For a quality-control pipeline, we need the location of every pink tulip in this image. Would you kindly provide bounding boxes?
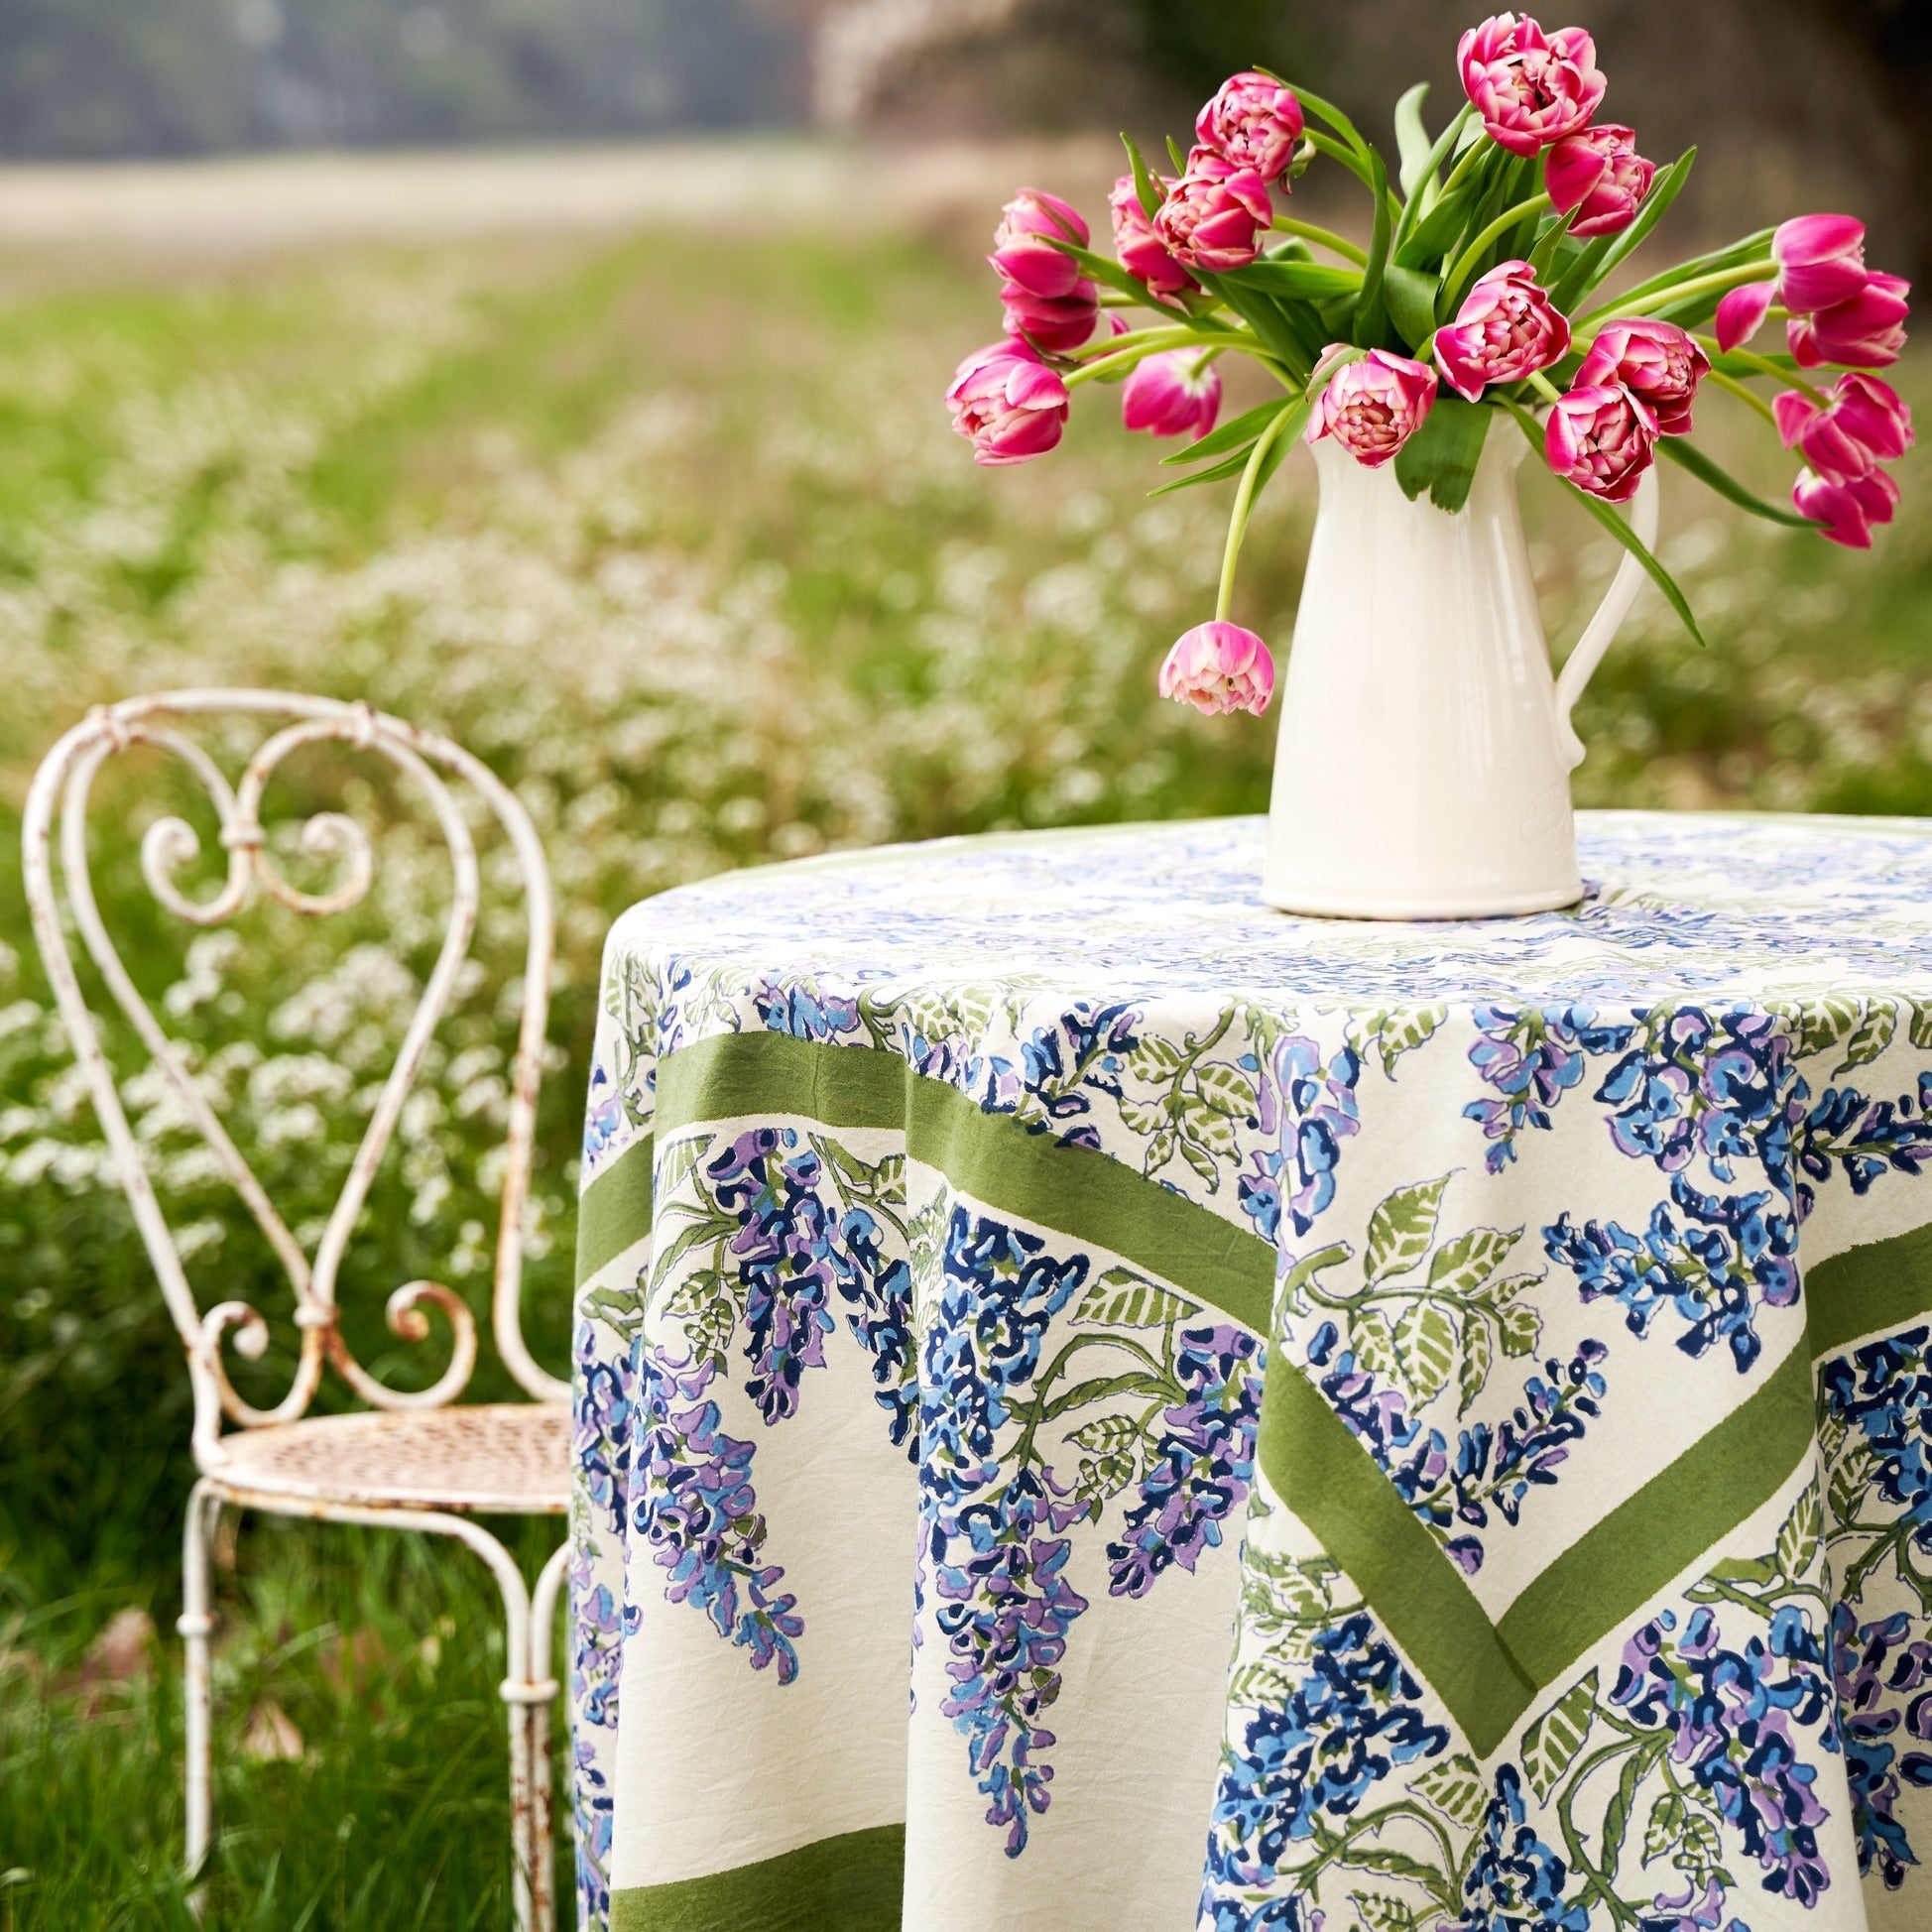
[1157,621,1275,717]
[1573,319,1710,435]
[989,188,1089,299]
[1195,71,1305,185]
[1309,347,1438,467]
[1771,214,1872,313]
[1544,383,1658,501]
[1152,152,1274,274]
[1714,281,1773,353]
[1792,463,1899,548]
[1433,260,1571,402]
[1458,14,1607,158]
[1788,273,1911,370]
[945,340,1070,467]
[1121,351,1223,440]
[1544,124,1653,237]
[1771,373,1913,485]
[1109,174,1196,298]
[1000,279,1100,353]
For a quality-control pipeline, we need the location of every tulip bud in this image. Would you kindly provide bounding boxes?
[1152,151,1274,274]
[1157,621,1275,717]
[1771,374,1913,485]
[1793,464,1899,548]
[1109,175,1196,298]
[1544,125,1653,238]
[1433,260,1572,402]
[989,187,1097,352]
[1195,71,1305,186]
[1573,320,1709,436]
[1121,351,1223,440]
[1458,15,1607,157]
[944,340,1070,467]
[1544,383,1658,502]
[1309,347,1439,467]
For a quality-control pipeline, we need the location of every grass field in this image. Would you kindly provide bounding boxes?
[0,145,1926,1926]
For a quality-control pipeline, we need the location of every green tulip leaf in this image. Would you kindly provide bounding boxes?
[1393,396,1491,513]
[1383,265,1441,352]
[1393,82,1435,199]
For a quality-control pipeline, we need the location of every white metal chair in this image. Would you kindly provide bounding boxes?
[22,691,572,1931]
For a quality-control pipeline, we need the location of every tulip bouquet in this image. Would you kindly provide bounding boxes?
[945,14,1914,719]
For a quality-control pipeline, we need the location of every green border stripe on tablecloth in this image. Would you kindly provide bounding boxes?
[577,1136,657,1284]
[643,1030,1278,1335]
[611,1823,905,1932]
[1261,1359,1533,1755]
[1496,1338,1815,1686]
[1806,1220,1932,1360]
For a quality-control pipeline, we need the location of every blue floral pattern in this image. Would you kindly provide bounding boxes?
[569,811,1932,1932]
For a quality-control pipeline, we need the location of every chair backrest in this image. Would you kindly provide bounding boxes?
[22,690,568,1460]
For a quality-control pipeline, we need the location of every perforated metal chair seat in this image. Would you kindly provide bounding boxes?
[208,1401,570,1513]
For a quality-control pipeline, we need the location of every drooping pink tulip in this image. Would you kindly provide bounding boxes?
[1309,347,1438,467]
[1195,71,1305,185]
[1152,151,1274,273]
[1157,621,1275,716]
[989,188,1089,298]
[1433,260,1571,401]
[945,340,1070,467]
[1771,214,1872,313]
[1715,281,1774,353]
[1771,373,1914,484]
[1792,464,1899,548]
[1788,273,1911,370]
[1109,174,1196,298]
[1000,279,1100,353]
[1544,383,1658,501]
[988,187,1098,352]
[1458,15,1607,158]
[1121,351,1223,440]
[1544,124,1653,237]
[1573,319,1710,435]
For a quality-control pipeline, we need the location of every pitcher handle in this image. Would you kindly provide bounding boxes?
[1552,465,1661,771]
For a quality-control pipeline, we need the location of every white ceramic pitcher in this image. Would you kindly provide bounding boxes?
[1263,429,1659,919]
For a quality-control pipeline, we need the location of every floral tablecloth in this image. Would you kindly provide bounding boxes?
[569,810,1932,1932]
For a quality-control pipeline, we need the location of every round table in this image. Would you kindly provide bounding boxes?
[567,811,1932,1932]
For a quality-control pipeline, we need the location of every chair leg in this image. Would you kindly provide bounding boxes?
[179,1481,222,1909]
[505,1540,570,1932]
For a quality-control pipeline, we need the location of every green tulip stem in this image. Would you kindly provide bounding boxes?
[1268,216,1370,266]
[1694,338,1830,408]
[1214,397,1303,624]
[1577,259,1772,326]
[1704,366,1778,426]
[1526,370,1565,407]
[1441,193,1553,314]
[1063,328,1230,387]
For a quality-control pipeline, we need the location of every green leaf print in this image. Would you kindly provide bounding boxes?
[1775,1483,1822,1583]
[1427,1226,1521,1296]
[1366,1174,1451,1283]
[1393,1300,1460,1404]
[1071,1266,1201,1329]
[1521,1669,1599,1801]
[1411,1752,1491,1830]
[1833,999,1897,1077]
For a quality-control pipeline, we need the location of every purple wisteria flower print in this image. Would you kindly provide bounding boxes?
[1819,1324,1932,1606]
[1611,1600,1839,1906]
[1543,1173,1799,1374]
[1201,1610,1450,1899]
[1239,1031,1361,1241]
[1445,1763,1587,1932]
[919,1207,1092,1856]
[633,1341,803,1681]
[1306,1321,1609,1575]
[1833,1604,1932,1888]
[1464,1003,1636,1172]
[1110,1322,1262,1597]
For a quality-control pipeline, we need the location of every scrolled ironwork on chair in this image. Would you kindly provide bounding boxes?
[22,690,572,1931]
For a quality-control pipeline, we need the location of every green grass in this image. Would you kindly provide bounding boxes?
[0,201,1926,1927]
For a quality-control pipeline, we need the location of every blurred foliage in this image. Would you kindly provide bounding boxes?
[0,0,801,158]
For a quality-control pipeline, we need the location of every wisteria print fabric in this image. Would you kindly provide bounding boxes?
[569,811,1932,1932]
